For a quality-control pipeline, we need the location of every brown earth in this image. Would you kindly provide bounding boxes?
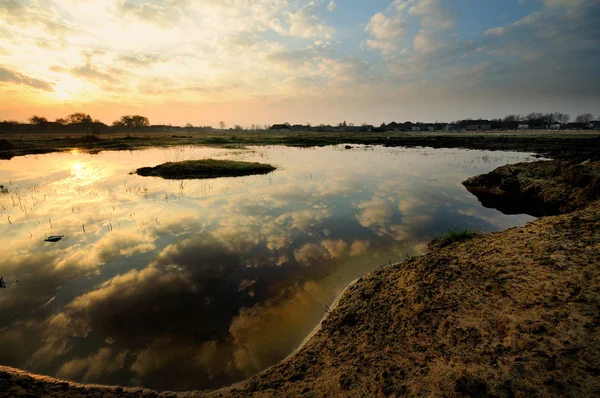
[463,160,600,217]
[2,159,600,397]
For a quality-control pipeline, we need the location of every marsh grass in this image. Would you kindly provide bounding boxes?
[1,130,600,160]
[133,159,276,180]
[439,228,482,245]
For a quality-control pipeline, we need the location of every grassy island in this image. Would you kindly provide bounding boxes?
[133,159,276,179]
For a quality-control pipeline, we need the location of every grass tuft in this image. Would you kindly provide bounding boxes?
[444,228,480,242]
[440,228,481,244]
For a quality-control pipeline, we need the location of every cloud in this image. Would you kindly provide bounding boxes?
[116,53,168,66]
[408,0,458,29]
[117,0,191,28]
[69,63,127,85]
[278,3,335,38]
[229,281,324,374]
[294,242,331,267]
[364,12,407,53]
[0,66,54,91]
[0,0,75,39]
[326,0,336,12]
[57,348,128,381]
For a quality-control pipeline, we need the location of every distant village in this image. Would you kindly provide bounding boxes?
[269,113,599,133]
[1,112,599,133]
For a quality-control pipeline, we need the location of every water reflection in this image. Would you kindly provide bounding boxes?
[0,145,535,390]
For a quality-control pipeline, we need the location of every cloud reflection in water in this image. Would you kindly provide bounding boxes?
[0,145,536,390]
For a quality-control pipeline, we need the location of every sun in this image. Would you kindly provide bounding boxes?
[53,79,84,102]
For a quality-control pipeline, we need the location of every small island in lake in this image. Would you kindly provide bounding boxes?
[133,159,276,180]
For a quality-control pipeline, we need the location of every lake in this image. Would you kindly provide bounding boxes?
[0,145,535,391]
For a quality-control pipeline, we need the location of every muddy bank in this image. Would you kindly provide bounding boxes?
[463,160,600,217]
[2,159,600,397]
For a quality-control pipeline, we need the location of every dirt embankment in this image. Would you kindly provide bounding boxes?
[463,160,600,217]
[2,160,600,397]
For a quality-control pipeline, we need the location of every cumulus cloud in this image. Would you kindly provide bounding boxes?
[364,12,407,53]
[279,3,335,38]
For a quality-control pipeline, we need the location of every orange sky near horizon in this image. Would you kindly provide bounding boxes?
[1,0,598,126]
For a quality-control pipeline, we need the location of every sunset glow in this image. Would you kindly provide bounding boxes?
[0,0,598,125]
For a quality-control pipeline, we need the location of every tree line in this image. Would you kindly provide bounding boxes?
[2,113,150,129]
[1,110,597,132]
[493,112,595,125]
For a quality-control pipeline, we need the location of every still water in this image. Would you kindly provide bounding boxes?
[0,145,534,390]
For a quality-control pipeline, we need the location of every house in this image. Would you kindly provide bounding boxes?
[385,122,401,132]
[527,118,545,129]
[549,122,562,130]
[411,123,429,131]
[566,122,588,130]
[461,120,492,131]
[270,124,290,131]
[290,124,308,131]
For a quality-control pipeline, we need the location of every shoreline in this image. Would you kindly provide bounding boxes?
[2,146,600,396]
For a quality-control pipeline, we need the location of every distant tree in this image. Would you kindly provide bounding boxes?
[553,112,570,126]
[29,116,48,125]
[67,113,93,124]
[233,124,243,131]
[112,115,150,128]
[219,121,226,130]
[559,113,570,125]
[543,113,557,125]
[525,112,544,121]
[185,123,194,128]
[575,113,594,124]
[503,114,522,122]
[55,118,68,125]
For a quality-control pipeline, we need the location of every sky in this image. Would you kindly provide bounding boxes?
[0,0,598,126]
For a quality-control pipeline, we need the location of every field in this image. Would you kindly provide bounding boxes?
[1,129,599,161]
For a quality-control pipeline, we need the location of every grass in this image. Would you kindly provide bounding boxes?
[439,228,482,245]
[133,159,276,180]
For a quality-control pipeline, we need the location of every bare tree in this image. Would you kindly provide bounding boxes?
[575,113,594,124]
[543,113,557,125]
[553,112,570,126]
[503,114,521,122]
[67,113,93,124]
[526,112,544,121]
[29,116,47,125]
[219,121,226,130]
